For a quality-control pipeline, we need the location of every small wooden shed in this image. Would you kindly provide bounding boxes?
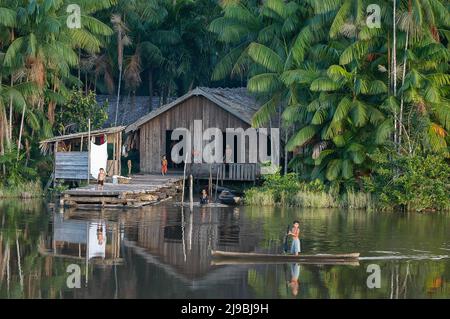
[125,87,271,181]
[40,126,125,180]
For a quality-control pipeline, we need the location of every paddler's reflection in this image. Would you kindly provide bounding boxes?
[288,263,300,296]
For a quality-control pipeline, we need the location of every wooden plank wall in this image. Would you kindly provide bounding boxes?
[189,163,260,181]
[139,96,251,173]
[55,152,89,179]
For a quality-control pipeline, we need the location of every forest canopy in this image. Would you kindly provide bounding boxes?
[0,0,449,209]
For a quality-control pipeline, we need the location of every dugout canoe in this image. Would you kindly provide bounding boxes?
[211,250,360,264]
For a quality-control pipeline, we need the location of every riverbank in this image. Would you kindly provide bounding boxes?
[244,188,375,210]
[0,181,43,199]
[242,168,450,212]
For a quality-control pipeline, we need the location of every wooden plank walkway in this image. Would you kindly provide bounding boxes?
[61,174,183,209]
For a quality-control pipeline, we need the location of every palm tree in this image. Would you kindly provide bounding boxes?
[111,14,131,126]
[0,0,115,182]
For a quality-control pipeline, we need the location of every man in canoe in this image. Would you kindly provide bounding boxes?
[288,220,301,255]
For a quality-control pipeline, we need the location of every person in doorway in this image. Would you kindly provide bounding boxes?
[127,159,132,176]
[97,168,106,190]
[161,155,168,176]
[288,220,301,255]
[200,189,209,205]
[224,144,233,163]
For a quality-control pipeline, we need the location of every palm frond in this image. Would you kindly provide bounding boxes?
[247,43,283,72]
[287,125,319,150]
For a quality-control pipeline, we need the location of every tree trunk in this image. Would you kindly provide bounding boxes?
[115,23,123,127]
[17,103,26,160]
[85,72,89,95]
[1,106,11,149]
[94,73,98,93]
[9,77,14,143]
[284,128,288,175]
[114,66,122,126]
[392,0,397,97]
[392,0,398,147]
[0,115,5,175]
[148,69,153,111]
[398,28,409,152]
[78,48,81,90]
[25,135,32,167]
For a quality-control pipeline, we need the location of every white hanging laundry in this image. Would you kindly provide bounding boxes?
[90,140,108,179]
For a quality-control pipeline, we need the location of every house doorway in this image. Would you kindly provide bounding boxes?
[165,130,184,171]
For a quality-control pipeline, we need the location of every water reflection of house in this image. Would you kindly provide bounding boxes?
[40,214,123,266]
[123,206,262,280]
[42,205,263,294]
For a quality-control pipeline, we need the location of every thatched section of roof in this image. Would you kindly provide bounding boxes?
[39,126,125,154]
[125,87,261,133]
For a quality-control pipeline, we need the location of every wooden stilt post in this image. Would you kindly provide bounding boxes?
[215,166,219,202]
[189,174,193,210]
[208,164,212,200]
[181,153,187,206]
[53,141,58,189]
[87,119,91,186]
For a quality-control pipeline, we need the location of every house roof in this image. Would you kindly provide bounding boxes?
[39,126,126,154]
[125,87,261,133]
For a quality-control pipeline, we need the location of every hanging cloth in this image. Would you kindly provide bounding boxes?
[90,140,108,178]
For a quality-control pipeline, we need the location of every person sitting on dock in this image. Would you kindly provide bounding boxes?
[288,220,301,255]
[161,155,168,176]
[200,189,209,205]
[97,168,106,190]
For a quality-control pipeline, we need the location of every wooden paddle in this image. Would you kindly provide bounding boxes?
[283,225,290,253]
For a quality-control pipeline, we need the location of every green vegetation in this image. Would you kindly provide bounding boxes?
[246,161,450,211]
[55,89,108,135]
[245,170,375,210]
[364,151,450,211]
[0,0,115,194]
[0,0,449,208]
[0,181,42,198]
[212,0,450,211]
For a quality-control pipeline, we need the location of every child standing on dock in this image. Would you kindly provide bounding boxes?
[288,220,301,255]
[97,168,106,190]
[161,155,168,176]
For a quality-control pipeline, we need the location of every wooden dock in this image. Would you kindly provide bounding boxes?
[60,174,183,209]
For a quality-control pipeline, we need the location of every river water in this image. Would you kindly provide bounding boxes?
[0,200,449,298]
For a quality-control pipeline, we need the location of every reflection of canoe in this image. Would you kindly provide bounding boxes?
[177,202,230,208]
[211,259,360,266]
[211,250,360,263]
